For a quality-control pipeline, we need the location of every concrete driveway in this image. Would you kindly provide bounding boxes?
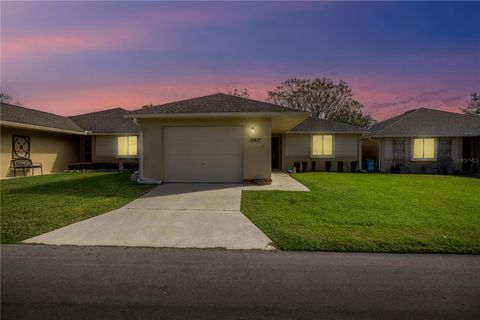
[24,173,307,250]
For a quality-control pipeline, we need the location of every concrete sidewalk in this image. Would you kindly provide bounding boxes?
[24,172,306,249]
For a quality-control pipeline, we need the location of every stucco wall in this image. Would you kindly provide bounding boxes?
[378,137,463,173]
[1,126,80,178]
[282,133,361,172]
[138,117,271,181]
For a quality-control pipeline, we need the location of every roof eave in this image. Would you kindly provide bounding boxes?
[367,133,480,138]
[287,130,366,134]
[0,120,86,135]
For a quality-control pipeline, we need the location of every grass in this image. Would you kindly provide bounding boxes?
[1,172,154,243]
[241,173,480,253]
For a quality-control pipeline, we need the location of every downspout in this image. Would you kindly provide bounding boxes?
[358,134,363,172]
[132,118,162,184]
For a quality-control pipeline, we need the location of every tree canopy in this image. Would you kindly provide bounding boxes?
[267,78,375,128]
[460,92,480,116]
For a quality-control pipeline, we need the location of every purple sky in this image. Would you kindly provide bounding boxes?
[2,1,479,120]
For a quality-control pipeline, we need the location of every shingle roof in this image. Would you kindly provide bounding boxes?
[70,108,138,133]
[128,93,300,115]
[290,117,365,133]
[369,108,480,137]
[0,103,84,133]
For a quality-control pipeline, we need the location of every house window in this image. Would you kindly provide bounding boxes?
[117,136,137,157]
[413,138,435,160]
[311,135,333,157]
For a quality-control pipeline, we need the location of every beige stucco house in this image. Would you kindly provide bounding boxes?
[364,108,480,174]
[0,94,367,181]
[2,95,478,180]
[0,103,139,178]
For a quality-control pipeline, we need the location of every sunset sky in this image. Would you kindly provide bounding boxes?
[1,1,479,120]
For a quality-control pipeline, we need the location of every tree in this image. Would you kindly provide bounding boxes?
[142,104,154,109]
[0,90,12,104]
[227,88,250,98]
[460,92,480,116]
[267,78,375,128]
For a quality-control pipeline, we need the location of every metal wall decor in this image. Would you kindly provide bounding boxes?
[12,135,30,158]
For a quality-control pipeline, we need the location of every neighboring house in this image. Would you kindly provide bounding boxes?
[2,96,479,180]
[366,108,480,174]
[0,103,83,178]
[0,104,139,178]
[69,108,139,164]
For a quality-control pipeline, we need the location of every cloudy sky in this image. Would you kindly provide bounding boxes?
[1,1,479,120]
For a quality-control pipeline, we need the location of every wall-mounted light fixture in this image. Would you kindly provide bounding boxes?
[250,126,255,133]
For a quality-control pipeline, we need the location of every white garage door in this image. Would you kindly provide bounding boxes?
[164,127,243,183]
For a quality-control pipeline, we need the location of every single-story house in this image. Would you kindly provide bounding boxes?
[2,95,479,180]
[0,103,83,178]
[364,108,480,174]
[124,93,366,183]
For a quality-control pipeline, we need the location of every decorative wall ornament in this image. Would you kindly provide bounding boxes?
[12,135,30,158]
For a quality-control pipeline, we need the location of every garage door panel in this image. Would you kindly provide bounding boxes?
[166,139,242,155]
[164,127,243,183]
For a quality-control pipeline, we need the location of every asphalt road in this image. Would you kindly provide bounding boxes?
[2,244,479,320]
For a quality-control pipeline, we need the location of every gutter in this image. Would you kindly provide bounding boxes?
[0,120,86,135]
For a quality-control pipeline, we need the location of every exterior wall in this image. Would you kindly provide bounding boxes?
[91,135,139,164]
[1,126,80,178]
[377,137,463,173]
[281,133,361,172]
[139,117,271,181]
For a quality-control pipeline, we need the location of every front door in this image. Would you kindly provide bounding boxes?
[271,136,281,170]
[84,136,92,162]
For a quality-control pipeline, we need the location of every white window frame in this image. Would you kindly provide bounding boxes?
[310,134,334,158]
[411,138,437,161]
[117,135,138,158]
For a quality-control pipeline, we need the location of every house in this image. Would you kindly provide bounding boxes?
[122,93,368,183]
[365,108,480,174]
[2,95,478,180]
[0,103,84,178]
[0,104,139,177]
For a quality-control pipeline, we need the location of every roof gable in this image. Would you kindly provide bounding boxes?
[128,93,300,116]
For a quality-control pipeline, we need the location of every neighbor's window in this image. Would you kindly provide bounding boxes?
[311,135,333,157]
[413,138,435,160]
[117,136,138,157]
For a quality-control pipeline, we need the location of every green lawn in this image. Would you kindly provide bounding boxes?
[241,173,480,253]
[1,172,154,243]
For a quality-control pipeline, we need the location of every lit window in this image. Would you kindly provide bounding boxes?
[312,135,333,157]
[117,136,138,157]
[413,138,435,160]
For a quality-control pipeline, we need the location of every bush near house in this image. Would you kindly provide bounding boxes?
[241,173,480,253]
